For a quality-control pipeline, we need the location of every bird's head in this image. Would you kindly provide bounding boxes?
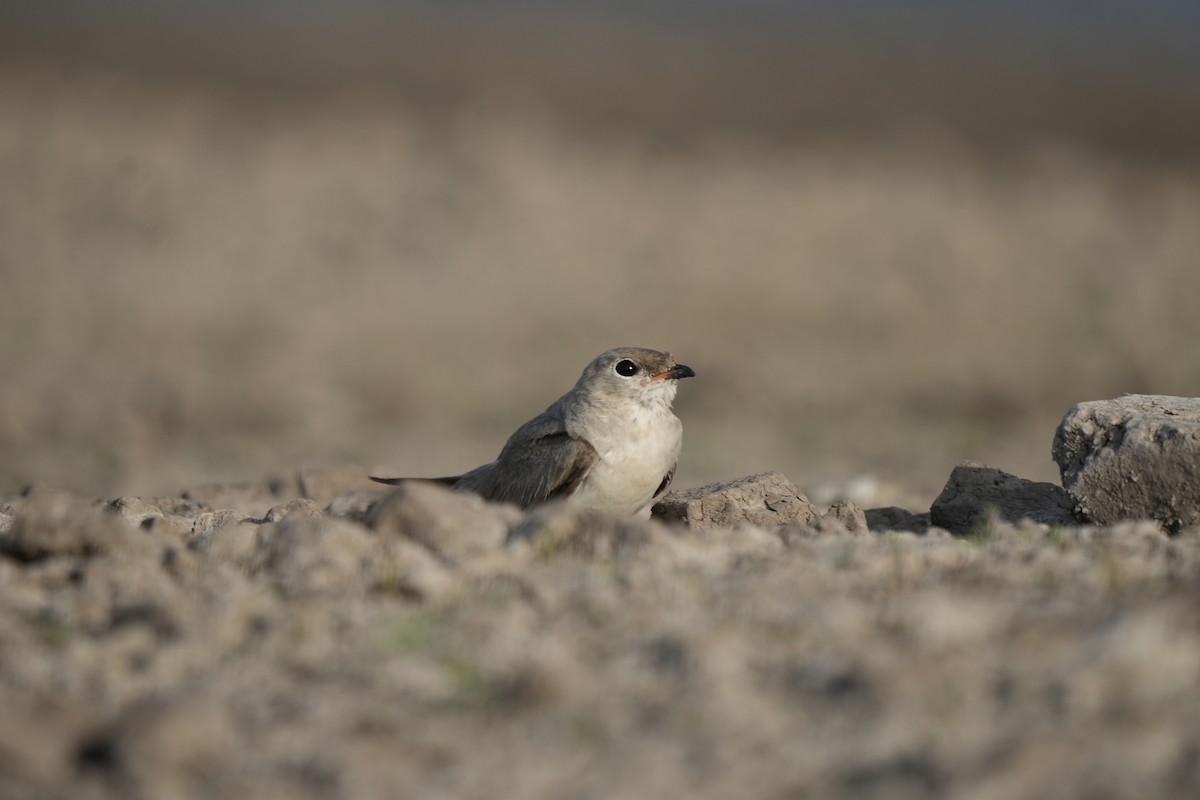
[576,347,696,409]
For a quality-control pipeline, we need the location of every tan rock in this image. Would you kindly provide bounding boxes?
[652,471,820,530]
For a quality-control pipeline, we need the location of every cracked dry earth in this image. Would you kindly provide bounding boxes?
[2,469,1199,800]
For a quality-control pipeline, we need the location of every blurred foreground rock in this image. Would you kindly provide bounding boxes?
[2,489,157,562]
[930,462,1077,535]
[508,501,664,558]
[367,481,521,562]
[652,471,820,529]
[3,467,1200,800]
[1054,395,1200,532]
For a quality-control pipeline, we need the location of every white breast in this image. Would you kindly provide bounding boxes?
[569,399,682,517]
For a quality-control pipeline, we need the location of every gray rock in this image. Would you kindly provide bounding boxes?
[1053,395,1200,532]
[367,481,519,563]
[651,471,820,530]
[930,462,1077,535]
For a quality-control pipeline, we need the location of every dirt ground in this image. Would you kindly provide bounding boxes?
[2,13,1200,799]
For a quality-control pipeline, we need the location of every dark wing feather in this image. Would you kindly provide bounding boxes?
[653,465,676,500]
[457,412,598,508]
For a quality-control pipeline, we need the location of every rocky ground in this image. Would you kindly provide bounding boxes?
[3,417,1200,800]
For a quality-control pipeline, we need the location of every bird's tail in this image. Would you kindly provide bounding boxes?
[369,475,461,487]
[369,475,405,486]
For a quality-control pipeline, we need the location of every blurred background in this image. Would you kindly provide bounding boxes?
[2,2,1199,506]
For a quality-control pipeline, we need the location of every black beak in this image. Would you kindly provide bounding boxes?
[669,364,696,380]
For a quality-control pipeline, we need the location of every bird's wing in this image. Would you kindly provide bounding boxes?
[459,412,599,508]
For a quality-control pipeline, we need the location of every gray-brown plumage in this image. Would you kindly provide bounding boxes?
[371,347,695,515]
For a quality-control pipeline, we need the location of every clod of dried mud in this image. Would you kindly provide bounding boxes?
[1,468,1199,800]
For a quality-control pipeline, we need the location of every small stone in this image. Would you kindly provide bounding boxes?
[930,462,1076,535]
[1053,395,1200,532]
[651,472,820,530]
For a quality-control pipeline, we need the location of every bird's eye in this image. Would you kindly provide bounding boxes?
[615,359,639,377]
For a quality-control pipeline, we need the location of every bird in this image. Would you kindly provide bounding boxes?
[370,347,695,516]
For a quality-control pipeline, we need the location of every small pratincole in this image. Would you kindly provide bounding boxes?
[371,347,695,516]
